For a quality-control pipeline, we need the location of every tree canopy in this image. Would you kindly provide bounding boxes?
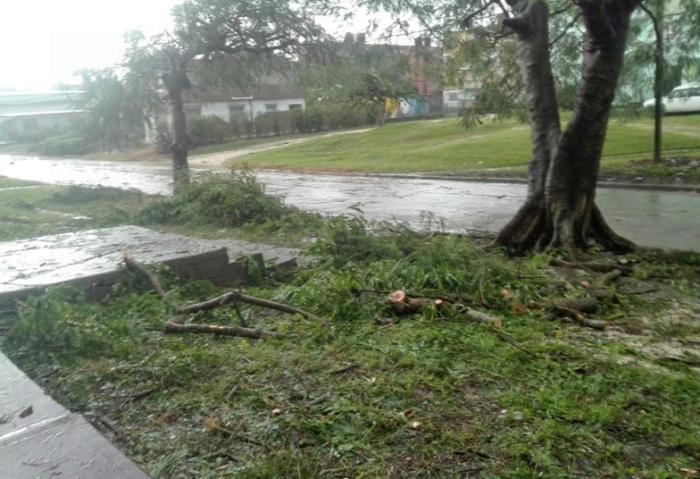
[125,0,329,189]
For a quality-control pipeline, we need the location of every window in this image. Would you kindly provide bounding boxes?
[184,106,202,119]
[448,92,459,101]
[463,89,478,101]
[288,104,303,110]
[671,88,691,99]
[22,118,38,132]
[229,104,246,121]
[265,103,278,112]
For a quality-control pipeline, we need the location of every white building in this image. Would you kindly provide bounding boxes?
[0,91,86,142]
[182,85,305,123]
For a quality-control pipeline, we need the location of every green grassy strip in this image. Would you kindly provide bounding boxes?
[236,115,700,174]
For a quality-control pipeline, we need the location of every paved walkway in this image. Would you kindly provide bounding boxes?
[0,225,299,307]
[0,352,150,478]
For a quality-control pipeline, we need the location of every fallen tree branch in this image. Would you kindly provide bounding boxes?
[547,297,607,330]
[353,287,467,304]
[123,253,167,300]
[330,363,359,375]
[387,290,501,326]
[165,321,279,339]
[386,290,534,354]
[597,268,623,286]
[550,297,599,314]
[454,304,503,328]
[552,258,631,274]
[178,290,321,321]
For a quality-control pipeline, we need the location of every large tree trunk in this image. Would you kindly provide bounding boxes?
[496,0,639,256]
[162,50,192,192]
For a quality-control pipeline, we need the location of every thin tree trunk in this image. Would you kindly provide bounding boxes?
[162,49,192,192]
[497,0,561,251]
[496,0,640,255]
[168,85,190,188]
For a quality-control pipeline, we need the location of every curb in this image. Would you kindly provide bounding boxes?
[256,169,700,193]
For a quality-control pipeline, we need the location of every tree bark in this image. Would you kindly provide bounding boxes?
[162,49,192,192]
[496,0,639,256]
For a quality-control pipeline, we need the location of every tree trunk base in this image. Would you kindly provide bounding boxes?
[496,200,634,256]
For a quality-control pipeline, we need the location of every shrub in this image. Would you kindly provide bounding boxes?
[139,171,289,227]
[291,106,324,133]
[5,287,110,360]
[187,115,230,147]
[35,134,88,156]
[291,103,376,133]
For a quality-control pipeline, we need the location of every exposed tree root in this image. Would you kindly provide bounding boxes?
[589,204,636,253]
[496,201,635,257]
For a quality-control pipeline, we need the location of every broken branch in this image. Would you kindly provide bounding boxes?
[164,321,279,339]
[178,290,321,321]
[547,297,607,330]
[123,253,167,300]
[552,258,631,274]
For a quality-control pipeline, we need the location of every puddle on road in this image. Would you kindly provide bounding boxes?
[1,154,698,252]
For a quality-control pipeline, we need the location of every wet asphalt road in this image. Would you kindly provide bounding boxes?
[1,154,698,252]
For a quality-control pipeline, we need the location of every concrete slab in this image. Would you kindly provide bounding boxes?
[0,353,149,478]
[0,226,299,307]
[0,227,301,477]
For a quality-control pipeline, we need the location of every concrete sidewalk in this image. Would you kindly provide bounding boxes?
[0,352,150,478]
[0,225,299,307]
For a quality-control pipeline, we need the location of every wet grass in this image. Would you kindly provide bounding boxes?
[2,223,699,478]
[1,174,699,477]
[237,115,700,178]
[0,176,37,188]
[0,175,322,247]
[602,157,700,183]
[0,179,152,242]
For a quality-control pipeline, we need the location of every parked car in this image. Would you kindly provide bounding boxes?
[643,84,700,114]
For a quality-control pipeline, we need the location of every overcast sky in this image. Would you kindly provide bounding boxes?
[0,0,400,92]
[0,0,187,91]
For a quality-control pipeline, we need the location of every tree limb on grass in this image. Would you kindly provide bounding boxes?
[165,321,279,339]
[547,297,607,330]
[123,253,167,300]
[552,258,631,274]
[387,290,534,355]
[178,290,321,321]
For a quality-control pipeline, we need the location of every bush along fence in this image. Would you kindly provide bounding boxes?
[155,103,383,152]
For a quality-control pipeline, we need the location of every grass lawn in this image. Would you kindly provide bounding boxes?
[0,181,151,242]
[0,175,321,246]
[1,175,699,477]
[0,177,36,188]
[3,216,700,478]
[236,115,700,177]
